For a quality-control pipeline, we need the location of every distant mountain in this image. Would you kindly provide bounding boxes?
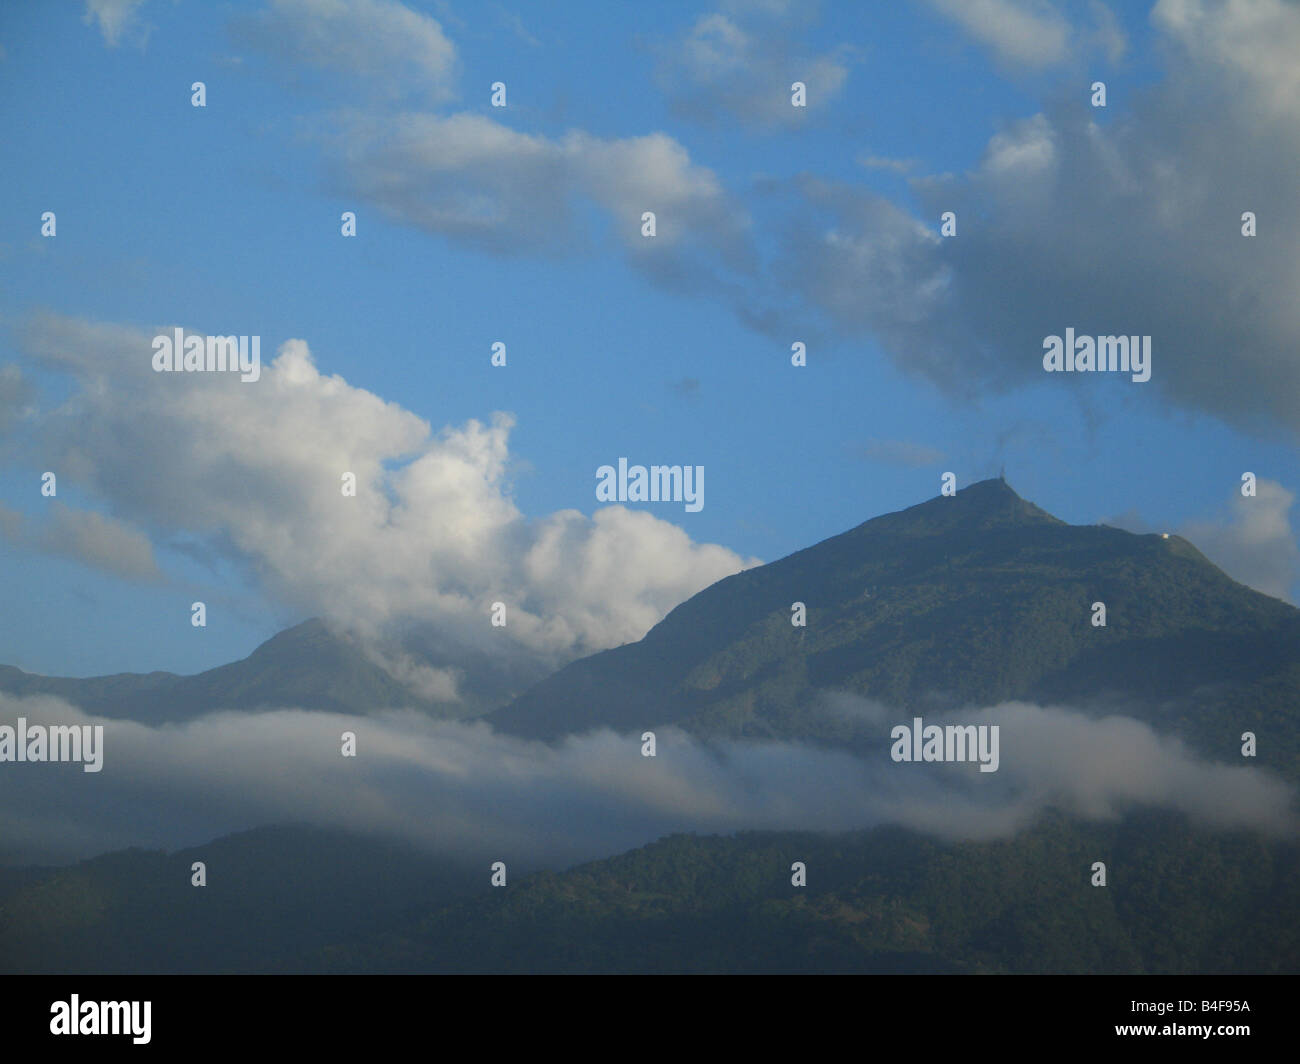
[491,478,1300,781]
[0,619,439,724]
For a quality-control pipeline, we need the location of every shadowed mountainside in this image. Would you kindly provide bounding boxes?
[490,479,1300,782]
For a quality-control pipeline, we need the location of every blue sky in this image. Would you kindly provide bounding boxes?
[0,0,1297,678]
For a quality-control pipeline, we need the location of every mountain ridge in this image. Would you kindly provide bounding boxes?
[3,478,1299,974]
[489,478,1300,783]
[0,618,439,724]
[2,478,1295,780]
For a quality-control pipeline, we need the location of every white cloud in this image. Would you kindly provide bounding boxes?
[923,0,1126,70]
[981,111,1057,178]
[14,315,758,678]
[783,1,1300,434]
[1180,478,1300,603]
[1153,0,1300,117]
[318,111,755,289]
[237,0,459,102]
[0,693,1291,867]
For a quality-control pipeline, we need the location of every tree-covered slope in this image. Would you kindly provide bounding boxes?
[5,813,1294,974]
[305,812,1300,974]
[491,479,1300,781]
[0,825,480,973]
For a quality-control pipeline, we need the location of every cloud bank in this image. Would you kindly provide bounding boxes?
[1,692,1291,867]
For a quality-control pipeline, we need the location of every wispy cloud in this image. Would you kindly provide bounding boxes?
[314,111,758,298]
[1,693,1291,867]
[0,502,163,583]
[232,0,459,103]
[83,0,152,49]
[922,0,1094,71]
[653,3,852,129]
[852,438,945,468]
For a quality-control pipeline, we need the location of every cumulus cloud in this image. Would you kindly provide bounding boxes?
[224,1,751,292]
[654,5,852,129]
[234,0,459,103]
[0,693,1291,867]
[784,0,1300,435]
[1154,0,1300,117]
[11,314,757,687]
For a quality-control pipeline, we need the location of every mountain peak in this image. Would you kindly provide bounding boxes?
[493,475,1298,749]
[962,475,1018,498]
[867,475,1061,537]
[953,475,1048,516]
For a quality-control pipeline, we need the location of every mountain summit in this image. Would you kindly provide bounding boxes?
[863,476,1060,532]
[490,479,1299,780]
[0,618,426,724]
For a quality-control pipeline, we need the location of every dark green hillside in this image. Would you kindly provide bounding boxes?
[306,812,1299,974]
[491,479,1300,781]
[5,813,1294,974]
[0,825,480,973]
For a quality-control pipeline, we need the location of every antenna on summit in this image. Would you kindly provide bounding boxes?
[999,465,1006,482]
